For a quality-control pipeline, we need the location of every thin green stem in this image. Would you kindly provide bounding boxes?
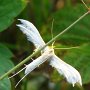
[54,46,79,50]
[81,0,89,10]
[0,11,89,80]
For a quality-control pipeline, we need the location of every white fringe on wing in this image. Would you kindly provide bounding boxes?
[17,19,46,50]
[50,54,82,87]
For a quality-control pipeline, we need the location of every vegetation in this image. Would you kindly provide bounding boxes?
[0,0,90,90]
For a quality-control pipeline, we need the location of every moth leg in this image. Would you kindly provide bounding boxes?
[15,72,29,88]
[8,66,26,79]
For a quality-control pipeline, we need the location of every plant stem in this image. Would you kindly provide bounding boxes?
[0,11,89,80]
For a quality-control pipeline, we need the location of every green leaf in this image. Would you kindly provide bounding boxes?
[48,4,90,45]
[0,43,14,90]
[0,57,14,73]
[0,43,13,58]
[64,44,90,84]
[0,0,27,32]
[30,0,52,28]
[0,77,11,90]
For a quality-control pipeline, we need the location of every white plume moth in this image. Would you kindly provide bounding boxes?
[9,19,82,88]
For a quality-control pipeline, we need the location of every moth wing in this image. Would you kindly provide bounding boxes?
[17,19,45,49]
[25,50,52,75]
[49,55,82,87]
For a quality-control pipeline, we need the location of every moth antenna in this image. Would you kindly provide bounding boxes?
[15,73,28,88]
[81,0,89,10]
[51,18,54,40]
[8,67,26,79]
[54,46,79,50]
[50,18,55,49]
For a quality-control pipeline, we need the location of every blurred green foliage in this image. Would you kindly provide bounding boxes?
[0,0,90,90]
[0,43,14,90]
[64,44,90,84]
[51,5,90,45]
[0,0,27,32]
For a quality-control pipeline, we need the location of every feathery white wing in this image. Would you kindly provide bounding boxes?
[25,48,53,75]
[50,54,82,87]
[15,48,53,87]
[17,19,45,49]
